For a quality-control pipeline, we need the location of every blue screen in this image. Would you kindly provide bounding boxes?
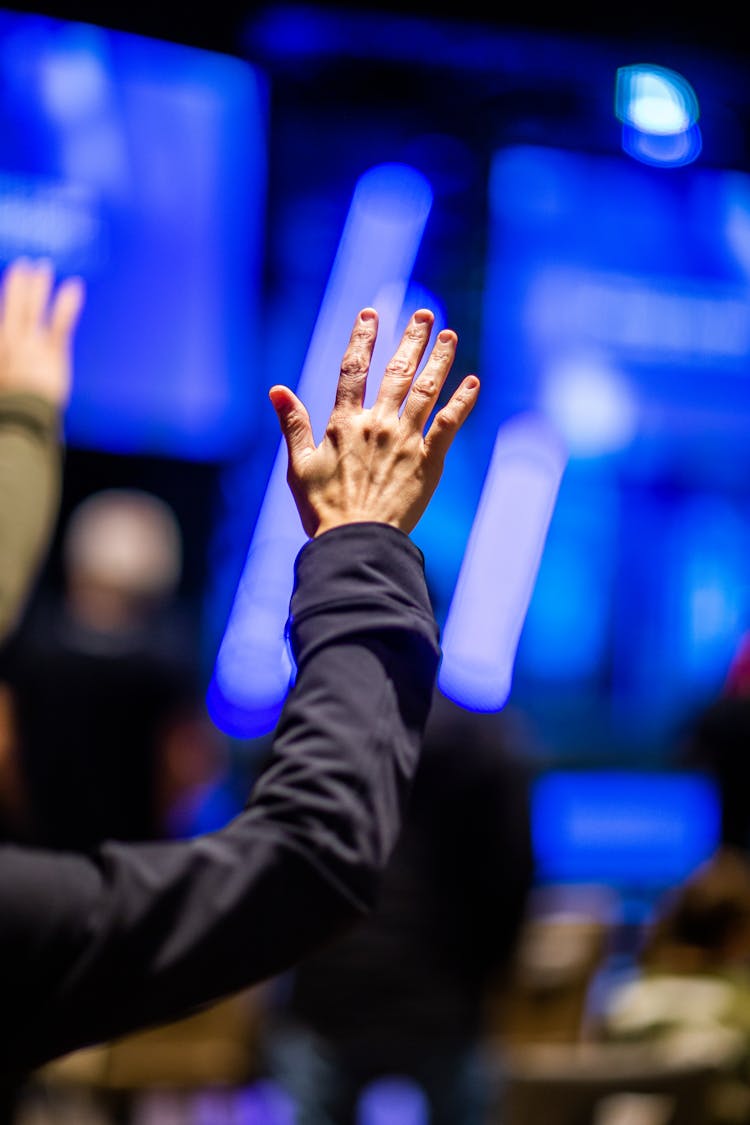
[532,770,721,890]
[0,10,267,460]
[482,143,750,746]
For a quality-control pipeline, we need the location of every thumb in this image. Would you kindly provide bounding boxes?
[268,385,315,469]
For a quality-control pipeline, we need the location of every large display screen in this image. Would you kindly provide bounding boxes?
[0,9,267,460]
[483,144,750,746]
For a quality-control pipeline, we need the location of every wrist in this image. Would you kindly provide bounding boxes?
[313,517,403,538]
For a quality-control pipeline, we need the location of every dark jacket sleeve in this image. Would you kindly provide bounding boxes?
[0,393,62,643]
[0,522,439,1077]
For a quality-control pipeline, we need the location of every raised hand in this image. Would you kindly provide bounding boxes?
[0,258,85,409]
[269,307,480,538]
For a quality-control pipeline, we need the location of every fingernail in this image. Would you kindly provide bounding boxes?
[360,308,376,322]
[438,330,455,343]
[465,375,479,389]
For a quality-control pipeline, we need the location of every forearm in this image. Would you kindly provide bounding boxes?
[0,523,440,1074]
[0,394,62,642]
[249,522,440,908]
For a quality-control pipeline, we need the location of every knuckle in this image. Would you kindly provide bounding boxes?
[411,374,437,398]
[373,416,398,444]
[384,354,412,380]
[406,319,430,342]
[433,407,455,431]
[340,351,369,381]
[325,419,343,446]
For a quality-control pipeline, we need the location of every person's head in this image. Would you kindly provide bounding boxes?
[62,489,183,633]
[642,846,750,972]
[679,695,750,849]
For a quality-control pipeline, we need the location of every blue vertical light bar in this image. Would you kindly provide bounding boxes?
[439,411,567,711]
[208,163,433,736]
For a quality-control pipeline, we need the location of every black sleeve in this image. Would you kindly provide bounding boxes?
[0,522,439,1077]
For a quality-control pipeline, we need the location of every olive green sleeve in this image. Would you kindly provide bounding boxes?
[0,393,62,643]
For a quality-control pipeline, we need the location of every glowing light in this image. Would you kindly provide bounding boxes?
[357,1077,429,1125]
[615,65,702,168]
[671,494,750,684]
[439,411,567,711]
[208,163,433,737]
[615,64,699,135]
[533,771,721,887]
[540,353,637,457]
[621,122,703,168]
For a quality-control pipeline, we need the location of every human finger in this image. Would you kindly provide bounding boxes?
[373,309,434,412]
[49,276,85,347]
[423,375,481,466]
[24,259,54,330]
[332,308,378,413]
[0,258,33,330]
[399,327,457,433]
[269,384,316,472]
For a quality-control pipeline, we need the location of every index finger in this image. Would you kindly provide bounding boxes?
[332,308,379,413]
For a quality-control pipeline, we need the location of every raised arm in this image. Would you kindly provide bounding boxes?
[0,259,84,641]
[0,306,478,1075]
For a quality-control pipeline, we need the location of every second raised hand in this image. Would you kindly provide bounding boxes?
[268,307,480,539]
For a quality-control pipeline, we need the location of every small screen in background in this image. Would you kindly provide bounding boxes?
[532,769,721,890]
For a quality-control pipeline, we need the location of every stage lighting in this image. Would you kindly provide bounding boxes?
[208,162,433,737]
[615,64,702,168]
[438,411,567,712]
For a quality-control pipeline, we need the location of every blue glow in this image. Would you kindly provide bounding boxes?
[622,122,703,168]
[481,143,750,742]
[524,266,749,360]
[439,411,567,711]
[540,352,637,457]
[357,1078,429,1125]
[615,65,700,135]
[0,10,266,460]
[519,479,615,682]
[533,771,721,888]
[669,494,750,687]
[208,163,433,737]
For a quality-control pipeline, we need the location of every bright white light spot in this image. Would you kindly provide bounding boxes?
[615,64,699,135]
[540,355,637,457]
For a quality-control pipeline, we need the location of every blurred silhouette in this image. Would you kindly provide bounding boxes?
[596,845,750,1125]
[640,845,750,975]
[0,487,230,850]
[679,694,750,856]
[0,258,83,647]
[261,687,537,1125]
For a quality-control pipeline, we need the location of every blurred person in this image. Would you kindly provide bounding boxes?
[262,687,537,1125]
[595,682,750,1123]
[672,630,750,855]
[0,257,83,643]
[0,485,228,850]
[0,256,481,1110]
[639,844,750,975]
[679,694,750,855]
[598,846,750,1123]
